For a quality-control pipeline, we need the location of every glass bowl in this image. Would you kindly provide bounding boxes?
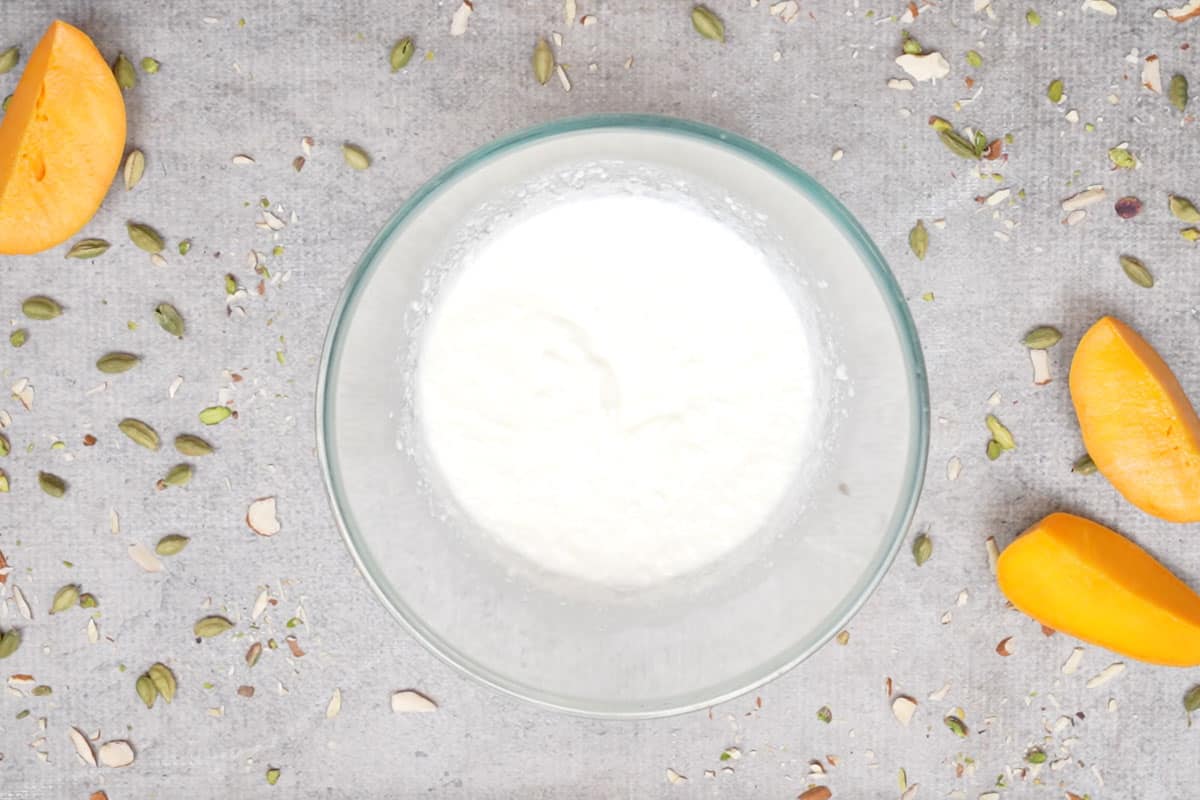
[317,115,929,718]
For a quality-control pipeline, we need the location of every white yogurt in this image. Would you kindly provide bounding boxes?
[415,193,820,587]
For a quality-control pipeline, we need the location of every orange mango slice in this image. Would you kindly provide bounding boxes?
[0,20,125,254]
[1069,315,1200,522]
[997,512,1200,666]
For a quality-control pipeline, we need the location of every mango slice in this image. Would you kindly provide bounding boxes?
[0,20,125,254]
[1069,315,1200,522]
[997,512,1200,666]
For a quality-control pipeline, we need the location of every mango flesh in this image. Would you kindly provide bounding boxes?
[997,512,1200,666]
[0,20,125,254]
[1069,315,1200,522]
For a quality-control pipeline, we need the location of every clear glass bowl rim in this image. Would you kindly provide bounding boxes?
[316,113,931,719]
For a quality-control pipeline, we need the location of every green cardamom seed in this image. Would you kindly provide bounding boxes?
[0,433,8,457]
[113,52,136,90]
[985,414,1016,451]
[266,767,281,786]
[1185,684,1200,713]
[38,471,66,498]
[1047,78,1064,104]
[96,352,141,374]
[1,94,10,112]
[162,463,193,488]
[141,56,160,74]
[0,469,8,492]
[691,5,725,42]
[154,303,185,338]
[79,593,97,609]
[1026,9,1041,25]
[816,705,832,723]
[118,418,161,451]
[0,629,21,659]
[224,274,237,294]
[194,615,235,638]
[944,715,968,737]
[901,30,923,56]
[1119,254,1153,288]
[1170,73,1189,112]
[1183,227,1200,242]
[986,439,1002,461]
[1108,147,1136,169]
[908,220,928,261]
[136,673,157,708]
[390,37,414,71]
[9,329,26,348]
[123,149,145,191]
[1072,454,1097,476]
[938,129,980,160]
[199,406,233,426]
[533,38,553,85]
[50,584,80,614]
[342,143,370,171]
[126,221,165,253]
[1022,326,1062,349]
[66,238,111,259]
[912,533,932,566]
[966,50,983,68]
[1025,748,1047,764]
[178,239,192,256]
[0,46,18,75]
[148,662,176,703]
[1169,194,1200,223]
[22,296,63,320]
[155,534,190,556]
[174,434,213,456]
[31,685,51,696]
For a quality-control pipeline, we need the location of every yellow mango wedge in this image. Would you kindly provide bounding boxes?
[1069,316,1200,522]
[997,512,1200,666]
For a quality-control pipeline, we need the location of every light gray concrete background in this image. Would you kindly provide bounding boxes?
[2,0,1199,797]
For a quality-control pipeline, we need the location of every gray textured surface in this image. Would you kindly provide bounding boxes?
[2,1,1199,797]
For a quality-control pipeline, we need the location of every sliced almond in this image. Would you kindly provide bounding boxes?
[326,688,342,719]
[1142,54,1163,93]
[1030,348,1052,385]
[1085,662,1125,688]
[449,0,473,35]
[391,689,437,713]
[797,788,832,800]
[246,497,281,536]
[1061,647,1085,675]
[891,695,918,726]
[128,543,163,573]
[666,768,688,785]
[68,726,97,766]
[895,52,950,82]
[1060,185,1106,212]
[12,586,31,620]
[98,740,135,768]
[995,636,1014,656]
[985,537,999,573]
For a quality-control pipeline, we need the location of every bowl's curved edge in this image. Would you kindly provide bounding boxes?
[315,113,931,719]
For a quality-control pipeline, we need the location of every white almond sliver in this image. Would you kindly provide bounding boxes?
[666,768,688,784]
[327,688,342,719]
[891,695,918,726]
[895,52,951,82]
[1061,185,1107,211]
[450,0,473,36]
[12,586,31,620]
[67,726,96,766]
[1062,647,1085,675]
[1030,348,1052,385]
[98,740,135,768]
[1142,55,1163,93]
[247,497,281,536]
[391,689,437,713]
[1086,662,1125,688]
[128,543,163,573]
